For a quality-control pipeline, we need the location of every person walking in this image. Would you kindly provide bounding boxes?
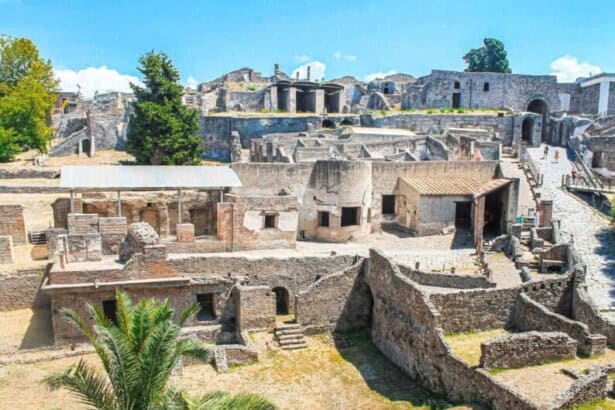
[543,145,549,159]
[553,150,560,163]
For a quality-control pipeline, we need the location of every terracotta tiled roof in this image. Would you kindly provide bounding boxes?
[400,176,510,196]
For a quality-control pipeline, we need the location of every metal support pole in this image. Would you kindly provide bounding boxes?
[117,191,122,217]
[178,189,182,224]
[220,189,224,202]
[70,190,74,213]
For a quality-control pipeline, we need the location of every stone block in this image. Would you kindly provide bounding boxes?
[99,217,128,236]
[86,233,102,261]
[236,285,275,331]
[46,228,68,257]
[144,244,166,262]
[0,235,14,264]
[67,213,99,235]
[102,234,124,255]
[66,234,87,263]
[176,223,195,242]
[0,204,26,244]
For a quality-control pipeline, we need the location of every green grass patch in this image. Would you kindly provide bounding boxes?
[572,398,615,410]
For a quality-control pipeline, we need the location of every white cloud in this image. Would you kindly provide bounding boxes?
[293,54,311,63]
[364,70,397,82]
[333,51,357,62]
[54,66,142,99]
[550,55,601,82]
[185,76,199,89]
[291,61,326,81]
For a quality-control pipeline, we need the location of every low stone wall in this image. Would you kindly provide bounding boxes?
[0,167,60,179]
[295,259,371,334]
[0,266,49,310]
[514,293,606,356]
[552,367,609,409]
[573,285,615,345]
[430,276,573,334]
[479,331,577,369]
[398,264,495,289]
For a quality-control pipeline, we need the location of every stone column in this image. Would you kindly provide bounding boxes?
[287,87,296,113]
[314,89,324,114]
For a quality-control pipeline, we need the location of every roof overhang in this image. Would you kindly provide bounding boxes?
[60,165,242,192]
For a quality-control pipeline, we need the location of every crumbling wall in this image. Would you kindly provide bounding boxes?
[295,259,371,334]
[0,236,14,264]
[479,331,577,369]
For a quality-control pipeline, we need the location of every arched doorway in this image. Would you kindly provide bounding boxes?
[527,99,548,140]
[272,287,289,315]
[340,119,353,126]
[321,119,335,129]
[521,117,534,142]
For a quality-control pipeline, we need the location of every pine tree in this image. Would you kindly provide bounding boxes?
[463,38,512,73]
[127,52,202,165]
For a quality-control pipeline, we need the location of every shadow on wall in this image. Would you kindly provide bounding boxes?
[332,330,457,408]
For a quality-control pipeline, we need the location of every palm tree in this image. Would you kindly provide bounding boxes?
[46,291,275,410]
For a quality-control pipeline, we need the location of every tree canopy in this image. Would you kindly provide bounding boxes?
[463,38,512,74]
[46,291,275,410]
[127,52,202,165]
[0,36,57,162]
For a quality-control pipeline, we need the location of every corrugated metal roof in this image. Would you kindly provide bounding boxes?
[401,176,510,196]
[60,165,242,191]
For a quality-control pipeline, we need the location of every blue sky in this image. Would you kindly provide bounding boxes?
[2,0,614,97]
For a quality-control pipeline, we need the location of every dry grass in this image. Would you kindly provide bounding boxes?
[445,329,615,408]
[444,329,510,366]
[0,331,476,410]
[0,309,54,354]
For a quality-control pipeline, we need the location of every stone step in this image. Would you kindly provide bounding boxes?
[280,341,307,350]
[279,337,305,346]
[275,327,303,336]
[278,334,304,342]
[276,323,302,330]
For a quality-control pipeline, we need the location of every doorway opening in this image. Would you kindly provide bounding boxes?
[455,201,472,229]
[452,92,461,108]
[273,287,289,315]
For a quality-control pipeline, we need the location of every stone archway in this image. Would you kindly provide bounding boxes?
[527,99,548,140]
[321,119,336,129]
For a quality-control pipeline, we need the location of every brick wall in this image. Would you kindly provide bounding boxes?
[67,213,99,234]
[99,217,127,255]
[235,285,275,331]
[0,204,26,244]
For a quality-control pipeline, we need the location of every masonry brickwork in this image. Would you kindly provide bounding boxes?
[0,205,26,244]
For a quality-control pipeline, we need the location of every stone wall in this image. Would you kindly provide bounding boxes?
[99,217,127,255]
[403,70,560,113]
[201,115,321,161]
[217,194,298,251]
[398,264,495,289]
[295,259,371,334]
[0,236,14,264]
[513,293,606,356]
[0,205,26,244]
[430,276,573,334]
[366,249,536,409]
[235,285,275,331]
[572,285,615,345]
[0,266,48,311]
[479,331,577,369]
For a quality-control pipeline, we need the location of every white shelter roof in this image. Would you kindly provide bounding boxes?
[60,165,242,191]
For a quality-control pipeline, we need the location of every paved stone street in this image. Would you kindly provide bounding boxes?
[529,145,615,321]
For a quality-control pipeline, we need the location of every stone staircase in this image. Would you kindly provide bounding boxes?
[274,323,307,350]
[28,230,47,245]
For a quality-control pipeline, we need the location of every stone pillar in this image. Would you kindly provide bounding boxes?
[473,196,485,250]
[176,223,195,242]
[539,200,553,227]
[269,85,278,111]
[287,87,296,113]
[314,89,324,114]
